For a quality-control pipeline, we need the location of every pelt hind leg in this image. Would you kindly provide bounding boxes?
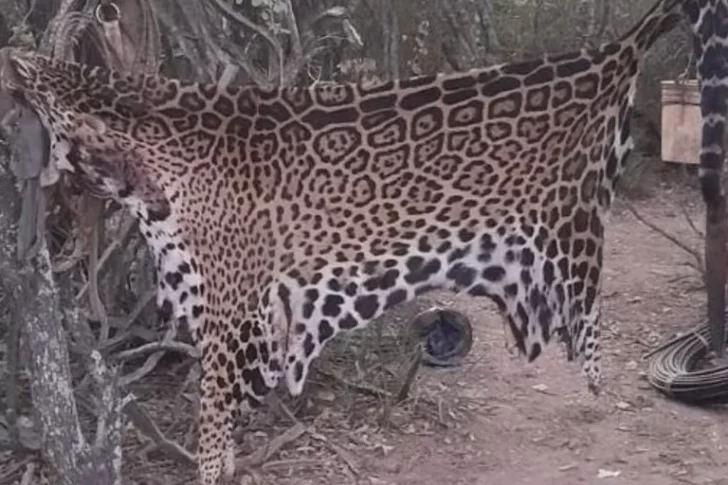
[196,363,237,484]
[578,305,602,395]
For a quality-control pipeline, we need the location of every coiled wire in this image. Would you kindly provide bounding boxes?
[647,316,728,404]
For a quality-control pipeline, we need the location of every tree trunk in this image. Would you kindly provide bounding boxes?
[0,113,123,485]
[0,2,127,483]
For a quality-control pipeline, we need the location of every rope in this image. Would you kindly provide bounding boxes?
[646,310,728,404]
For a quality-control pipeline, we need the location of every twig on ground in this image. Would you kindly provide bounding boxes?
[123,400,196,465]
[119,325,184,386]
[641,325,704,360]
[261,458,324,470]
[395,352,422,404]
[623,200,704,276]
[315,367,393,399]
[0,458,32,483]
[160,363,200,438]
[237,422,307,468]
[264,392,301,425]
[679,203,704,239]
[307,432,360,476]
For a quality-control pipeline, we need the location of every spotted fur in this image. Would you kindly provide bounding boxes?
[1,0,726,483]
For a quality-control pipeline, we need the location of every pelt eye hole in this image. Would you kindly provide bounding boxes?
[95,2,120,23]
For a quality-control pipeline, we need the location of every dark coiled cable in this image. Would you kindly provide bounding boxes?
[647,315,728,404]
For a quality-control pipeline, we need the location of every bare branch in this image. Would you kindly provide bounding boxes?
[680,203,705,239]
[87,200,110,344]
[282,0,302,62]
[118,322,189,386]
[210,0,284,83]
[75,212,137,300]
[115,339,200,361]
[531,0,546,56]
[237,423,307,468]
[123,400,196,464]
[623,200,704,276]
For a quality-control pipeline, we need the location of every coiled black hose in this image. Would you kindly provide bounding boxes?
[647,318,728,404]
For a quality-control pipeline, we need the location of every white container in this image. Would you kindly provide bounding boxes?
[660,79,701,165]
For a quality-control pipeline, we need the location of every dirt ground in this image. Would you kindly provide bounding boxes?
[4,172,728,485]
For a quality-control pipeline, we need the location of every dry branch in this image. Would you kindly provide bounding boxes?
[123,400,196,465]
[75,212,137,299]
[315,367,394,399]
[115,339,200,361]
[210,0,284,84]
[237,423,307,468]
[680,203,705,239]
[308,431,361,476]
[622,200,704,276]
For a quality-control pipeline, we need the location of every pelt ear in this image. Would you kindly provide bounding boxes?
[0,48,37,93]
[0,48,22,94]
[73,113,108,138]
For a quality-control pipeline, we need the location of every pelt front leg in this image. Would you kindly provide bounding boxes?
[197,362,236,484]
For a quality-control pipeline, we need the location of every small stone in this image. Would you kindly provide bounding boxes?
[316,390,336,402]
[377,443,394,456]
[532,383,549,393]
[597,469,621,478]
